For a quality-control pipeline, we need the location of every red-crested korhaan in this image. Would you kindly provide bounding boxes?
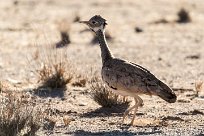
[80,15,177,125]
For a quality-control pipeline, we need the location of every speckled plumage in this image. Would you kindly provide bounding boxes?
[102,58,176,102]
[80,15,177,125]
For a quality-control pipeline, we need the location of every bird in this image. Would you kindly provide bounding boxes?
[80,15,177,125]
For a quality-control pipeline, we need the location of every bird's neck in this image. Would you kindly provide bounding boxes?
[96,30,113,64]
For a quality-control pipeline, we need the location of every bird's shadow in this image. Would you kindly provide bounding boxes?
[33,87,66,98]
[65,130,162,136]
[80,103,144,118]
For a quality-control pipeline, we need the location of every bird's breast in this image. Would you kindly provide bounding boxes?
[101,68,134,96]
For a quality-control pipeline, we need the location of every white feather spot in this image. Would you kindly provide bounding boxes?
[93,25,104,32]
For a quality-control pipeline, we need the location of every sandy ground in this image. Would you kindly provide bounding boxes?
[0,0,204,135]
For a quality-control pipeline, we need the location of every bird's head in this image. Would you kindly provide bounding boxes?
[80,15,107,33]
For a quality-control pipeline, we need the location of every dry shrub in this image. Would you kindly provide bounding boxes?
[195,81,204,98]
[89,76,130,108]
[72,74,87,87]
[0,93,43,136]
[63,116,72,126]
[32,50,39,60]
[56,31,71,48]
[151,8,191,25]
[177,8,191,23]
[28,39,74,97]
[73,14,80,22]
[34,61,73,97]
[56,19,71,48]
[37,62,72,89]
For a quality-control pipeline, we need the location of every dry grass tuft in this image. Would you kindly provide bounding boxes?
[29,39,75,97]
[32,50,39,61]
[34,61,72,98]
[56,31,71,48]
[177,8,191,23]
[195,81,203,92]
[195,81,204,98]
[89,76,130,108]
[0,92,43,136]
[56,19,71,48]
[73,14,81,22]
[37,62,72,89]
[72,78,87,87]
[63,116,72,126]
[151,8,191,25]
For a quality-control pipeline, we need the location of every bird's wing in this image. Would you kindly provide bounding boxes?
[102,58,160,95]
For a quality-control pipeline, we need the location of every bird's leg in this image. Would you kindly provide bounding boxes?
[122,104,137,124]
[130,96,143,125]
[130,97,139,125]
[137,96,144,107]
[122,96,143,125]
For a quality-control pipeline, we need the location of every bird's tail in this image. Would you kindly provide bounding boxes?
[156,81,177,103]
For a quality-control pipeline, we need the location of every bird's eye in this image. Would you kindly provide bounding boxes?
[92,21,97,24]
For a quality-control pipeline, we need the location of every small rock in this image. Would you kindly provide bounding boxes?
[13,0,18,5]
[101,118,107,121]
[135,27,143,33]
[162,116,184,121]
[6,78,21,84]
[185,54,200,60]
[108,122,116,125]
[179,109,204,115]
[152,18,169,24]
[158,57,162,61]
[177,99,190,103]
[78,102,87,106]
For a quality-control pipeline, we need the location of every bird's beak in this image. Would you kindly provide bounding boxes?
[79,21,89,25]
